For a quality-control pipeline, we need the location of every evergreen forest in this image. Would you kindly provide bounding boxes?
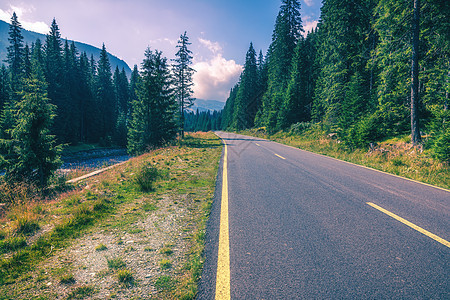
[0,13,195,187]
[221,0,449,162]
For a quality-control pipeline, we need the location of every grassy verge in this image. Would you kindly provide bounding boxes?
[0,132,222,299]
[240,128,449,190]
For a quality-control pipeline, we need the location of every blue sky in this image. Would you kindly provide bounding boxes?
[0,0,321,101]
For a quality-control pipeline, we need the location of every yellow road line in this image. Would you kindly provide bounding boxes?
[216,143,231,300]
[275,153,286,160]
[255,143,261,146]
[367,202,450,248]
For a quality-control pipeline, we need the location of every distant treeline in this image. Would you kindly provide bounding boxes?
[184,110,222,132]
[222,0,449,161]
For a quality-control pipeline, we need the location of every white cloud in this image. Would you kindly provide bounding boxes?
[192,38,242,101]
[193,54,242,101]
[303,20,318,36]
[198,38,222,54]
[0,5,50,34]
[303,0,314,7]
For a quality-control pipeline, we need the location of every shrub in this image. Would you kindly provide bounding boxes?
[117,269,134,284]
[431,128,450,163]
[134,163,160,192]
[107,257,126,270]
[289,122,311,135]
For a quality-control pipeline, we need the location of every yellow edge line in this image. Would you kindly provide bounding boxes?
[274,153,286,160]
[367,202,450,248]
[216,142,231,299]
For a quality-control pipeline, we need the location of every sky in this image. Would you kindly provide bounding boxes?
[0,0,321,101]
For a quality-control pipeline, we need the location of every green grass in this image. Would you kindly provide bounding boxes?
[155,275,175,291]
[160,246,173,256]
[107,257,126,270]
[117,269,134,285]
[159,259,172,269]
[95,243,108,251]
[67,285,95,299]
[59,273,76,284]
[0,236,27,254]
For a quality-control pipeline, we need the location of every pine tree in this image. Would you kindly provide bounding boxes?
[221,84,239,130]
[0,52,61,187]
[232,42,259,129]
[312,0,374,128]
[128,48,176,154]
[278,37,309,129]
[45,18,70,142]
[6,12,24,95]
[257,0,303,131]
[23,44,32,79]
[95,44,116,142]
[113,66,130,146]
[371,0,412,138]
[172,31,195,138]
[0,65,9,111]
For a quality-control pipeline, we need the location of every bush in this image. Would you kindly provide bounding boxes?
[289,122,311,135]
[117,269,134,284]
[431,128,450,163]
[134,163,160,192]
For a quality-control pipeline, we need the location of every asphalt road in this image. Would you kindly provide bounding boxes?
[197,132,449,299]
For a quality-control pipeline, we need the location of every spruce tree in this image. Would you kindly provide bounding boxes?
[128,48,176,154]
[45,18,70,142]
[232,42,259,129]
[257,0,303,131]
[172,32,195,138]
[0,52,61,187]
[95,44,116,142]
[6,12,24,95]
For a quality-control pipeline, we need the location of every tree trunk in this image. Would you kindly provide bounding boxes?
[411,0,421,145]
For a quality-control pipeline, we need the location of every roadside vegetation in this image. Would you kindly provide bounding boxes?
[0,132,222,299]
[242,126,449,190]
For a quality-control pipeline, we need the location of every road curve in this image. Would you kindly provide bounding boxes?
[198,132,449,299]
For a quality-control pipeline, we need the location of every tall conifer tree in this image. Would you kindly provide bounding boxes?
[128,49,176,154]
[173,32,195,138]
[232,42,259,129]
[257,0,303,130]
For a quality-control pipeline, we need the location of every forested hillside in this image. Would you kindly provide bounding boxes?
[0,13,195,187]
[222,0,449,162]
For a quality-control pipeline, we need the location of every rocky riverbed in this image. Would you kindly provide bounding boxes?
[61,148,131,170]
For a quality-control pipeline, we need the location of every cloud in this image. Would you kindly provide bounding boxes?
[198,38,222,54]
[303,0,314,7]
[303,20,318,35]
[193,54,242,101]
[0,5,50,34]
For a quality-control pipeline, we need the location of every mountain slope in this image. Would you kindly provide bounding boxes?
[0,20,131,76]
[188,99,225,113]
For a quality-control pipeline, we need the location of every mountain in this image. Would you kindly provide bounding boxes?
[188,99,225,113]
[0,20,131,76]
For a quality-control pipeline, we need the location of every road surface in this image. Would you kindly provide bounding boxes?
[198,132,449,299]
